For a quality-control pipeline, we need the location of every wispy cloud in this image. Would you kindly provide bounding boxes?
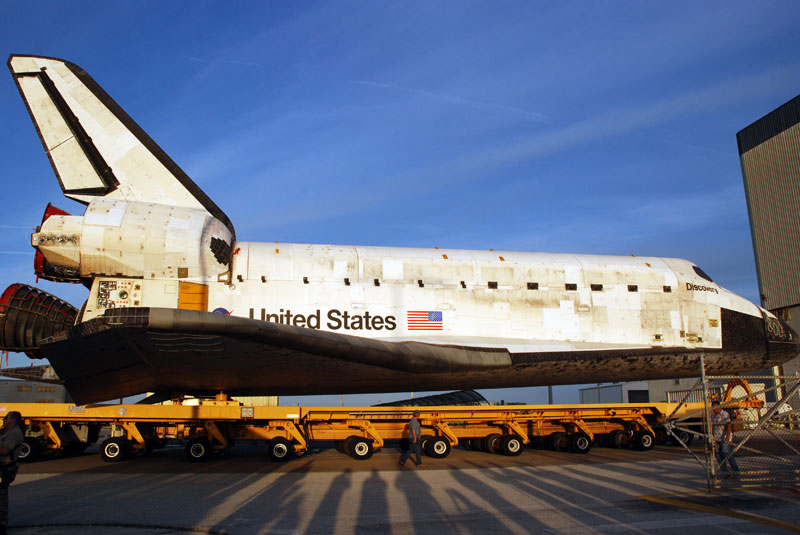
[248,64,799,231]
[184,56,263,68]
[485,64,800,167]
[352,79,549,121]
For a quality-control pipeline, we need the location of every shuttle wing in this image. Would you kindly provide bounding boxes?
[8,55,234,236]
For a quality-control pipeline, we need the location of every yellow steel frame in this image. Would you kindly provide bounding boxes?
[0,394,763,458]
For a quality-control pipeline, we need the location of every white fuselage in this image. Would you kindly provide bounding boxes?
[81,239,762,354]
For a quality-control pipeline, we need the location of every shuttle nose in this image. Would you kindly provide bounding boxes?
[765,315,800,363]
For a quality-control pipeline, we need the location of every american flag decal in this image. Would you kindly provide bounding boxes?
[407,310,443,331]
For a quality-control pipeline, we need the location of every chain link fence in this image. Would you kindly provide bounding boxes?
[664,359,800,490]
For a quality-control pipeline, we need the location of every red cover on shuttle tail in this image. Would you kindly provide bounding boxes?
[41,202,71,222]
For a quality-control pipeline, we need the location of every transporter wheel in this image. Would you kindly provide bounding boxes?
[100,437,130,463]
[668,429,694,446]
[461,438,473,451]
[267,437,293,462]
[345,436,374,460]
[500,435,524,456]
[633,431,655,451]
[185,437,212,462]
[482,433,503,454]
[569,433,592,454]
[420,435,433,455]
[610,430,630,448]
[425,437,451,458]
[548,432,570,452]
[528,436,543,449]
[653,427,668,445]
[17,437,42,463]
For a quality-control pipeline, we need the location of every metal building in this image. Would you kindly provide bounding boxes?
[0,380,70,403]
[737,94,800,378]
[579,381,650,404]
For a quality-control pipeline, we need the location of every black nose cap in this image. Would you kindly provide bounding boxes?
[766,316,800,360]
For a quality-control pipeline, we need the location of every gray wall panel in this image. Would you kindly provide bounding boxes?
[738,97,800,310]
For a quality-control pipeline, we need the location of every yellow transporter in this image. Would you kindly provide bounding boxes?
[0,392,760,464]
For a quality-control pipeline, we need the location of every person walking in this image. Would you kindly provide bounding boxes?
[399,410,426,468]
[711,401,739,478]
[0,411,24,535]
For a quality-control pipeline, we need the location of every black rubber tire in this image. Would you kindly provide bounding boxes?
[17,437,42,463]
[425,437,451,458]
[528,436,543,449]
[633,431,655,451]
[500,435,524,456]
[548,432,570,452]
[569,433,592,454]
[461,438,473,451]
[668,429,694,446]
[185,437,212,462]
[653,427,668,445]
[419,435,433,456]
[482,433,503,454]
[610,430,630,448]
[267,437,293,462]
[100,437,130,463]
[345,436,374,460]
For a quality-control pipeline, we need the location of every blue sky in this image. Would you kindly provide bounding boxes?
[1,1,799,405]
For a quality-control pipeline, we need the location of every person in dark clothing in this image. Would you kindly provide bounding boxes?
[399,410,426,468]
[0,411,24,535]
[711,401,739,477]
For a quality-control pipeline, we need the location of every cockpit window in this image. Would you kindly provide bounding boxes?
[693,266,714,282]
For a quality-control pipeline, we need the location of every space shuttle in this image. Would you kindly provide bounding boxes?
[1,55,797,404]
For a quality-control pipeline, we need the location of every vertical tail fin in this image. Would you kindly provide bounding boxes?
[8,55,234,237]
